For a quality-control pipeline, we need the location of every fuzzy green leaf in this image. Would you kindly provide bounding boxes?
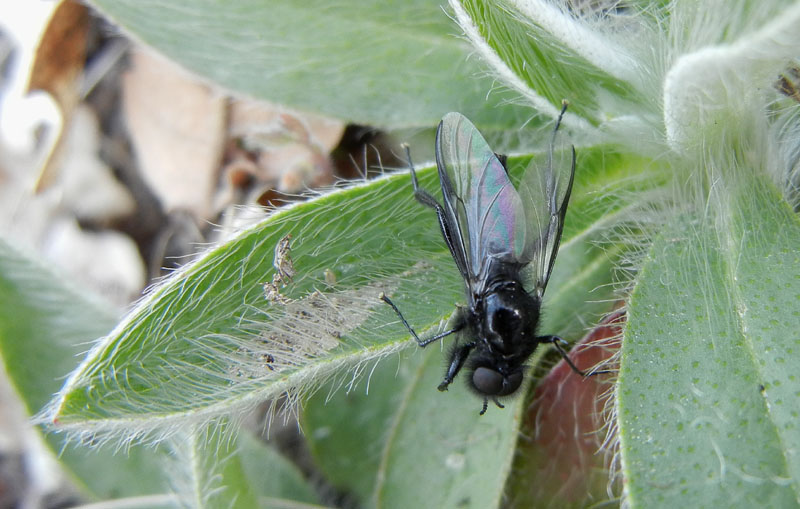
[452,0,651,128]
[178,428,260,509]
[46,163,470,439]
[89,0,534,130]
[661,2,800,151]
[372,345,521,509]
[301,349,417,504]
[168,424,319,509]
[238,433,321,507]
[618,176,800,507]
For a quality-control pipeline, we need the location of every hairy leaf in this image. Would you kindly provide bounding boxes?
[619,175,800,506]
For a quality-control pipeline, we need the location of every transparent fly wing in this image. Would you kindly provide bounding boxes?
[518,108,576,297]
[435,113,529,284]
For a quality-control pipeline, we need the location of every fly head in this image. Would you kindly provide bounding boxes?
[468,280,541,398]
[471,364,524,397]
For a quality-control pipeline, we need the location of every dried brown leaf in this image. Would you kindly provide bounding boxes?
[28,0,90,191]
[122,49,226,219]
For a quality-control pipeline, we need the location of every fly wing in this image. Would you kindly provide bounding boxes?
[518,107,576,298]
[435,113,528,286]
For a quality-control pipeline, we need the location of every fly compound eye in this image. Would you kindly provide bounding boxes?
[472,367,504,395]
[498,371,523,396]
[473,367,524,397]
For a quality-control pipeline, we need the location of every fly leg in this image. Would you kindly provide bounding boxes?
[402,145,470,280]
[538,335,611,377]
[382,293,472,391]
[438,341,476,392]
[403,145,439,210]
[380,294,464,347]
[479,397,505,416]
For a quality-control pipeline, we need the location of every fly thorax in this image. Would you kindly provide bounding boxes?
[481,286,538,353]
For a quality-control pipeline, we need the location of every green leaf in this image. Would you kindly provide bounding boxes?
[0,240,117,412]
[237,432,321,507]
[452,0,651,128]
[663,3,800,151]
[670,0,798,48]
[168,423,320,509]
[302,344,529,509]
[47,162,467,438]
[372,345,521,509]
[89,0,534,130]
[301,349,418,504]
[618,175,800,506]
[170,425,258,509]
[0,239,166,500]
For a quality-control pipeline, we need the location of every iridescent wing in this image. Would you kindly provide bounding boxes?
[518,105,576,297]
[435,113,529,291]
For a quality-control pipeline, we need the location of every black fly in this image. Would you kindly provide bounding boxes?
[382,101,593,414]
